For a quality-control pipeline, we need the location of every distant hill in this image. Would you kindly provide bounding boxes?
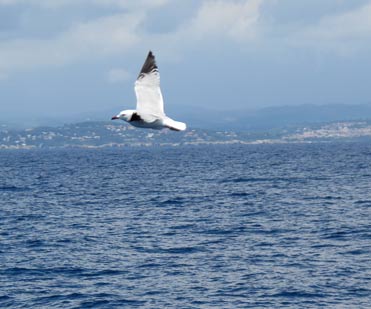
[2,119,371,149]
[166,103,371,131]
[2,103,371,131]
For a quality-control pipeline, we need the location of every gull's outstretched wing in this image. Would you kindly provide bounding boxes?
[134,51,165,119]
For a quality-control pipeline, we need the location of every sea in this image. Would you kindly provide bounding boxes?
[0,143,370,308]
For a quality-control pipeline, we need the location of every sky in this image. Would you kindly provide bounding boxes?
[1,0,371,123]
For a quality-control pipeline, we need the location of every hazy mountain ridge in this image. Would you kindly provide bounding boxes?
[2,103,371,149]
[171,103,371,131]
[2,103,371,131]
[2,119,371,149]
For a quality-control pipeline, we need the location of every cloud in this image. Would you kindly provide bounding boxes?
[0,0,169,9]
[1,1,264,77]
[180,0,263,42]
[0,13,143,75]
[291,3,371,53]
[0,0,175,77]
[2,0,369,79]
[143,0,264,56]
[107,68,131,83]
[0,0,73,7]
[92,0,169,9]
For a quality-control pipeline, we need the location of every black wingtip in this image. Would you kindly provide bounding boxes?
[147,51,155,62]
[138,50,158,78]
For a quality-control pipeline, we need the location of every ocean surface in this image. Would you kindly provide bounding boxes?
[1,143,370,308]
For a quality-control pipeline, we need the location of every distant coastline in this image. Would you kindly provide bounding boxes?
[1,120,371,149]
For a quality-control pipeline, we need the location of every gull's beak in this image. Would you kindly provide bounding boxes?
[111,116,119,120]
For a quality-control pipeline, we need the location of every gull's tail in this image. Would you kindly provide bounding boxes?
[163,117,187,131]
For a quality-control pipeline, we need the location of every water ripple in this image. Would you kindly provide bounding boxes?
[1,144,371,308]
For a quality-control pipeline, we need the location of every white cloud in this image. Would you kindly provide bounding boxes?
[0,0,265,77]
[142,0,264,59]
[0,0,169,9]
[0,0,71,7]
[107,68,131,83]
[182,0,263,41]
[291,3,371,53]
[0,13,143,74]
[3,0,369,79]
[92,0,169,9]
[0,0,176,77]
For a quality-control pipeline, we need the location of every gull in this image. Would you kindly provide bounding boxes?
[111,51,186,131]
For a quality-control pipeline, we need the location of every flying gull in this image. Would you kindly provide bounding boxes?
[111,51,186,131]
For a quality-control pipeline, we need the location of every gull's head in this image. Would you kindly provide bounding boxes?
[111,110,135,122]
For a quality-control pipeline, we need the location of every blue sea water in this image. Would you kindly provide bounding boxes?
[0,143,370,308]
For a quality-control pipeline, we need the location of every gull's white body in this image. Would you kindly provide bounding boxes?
[112,51,186,131]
